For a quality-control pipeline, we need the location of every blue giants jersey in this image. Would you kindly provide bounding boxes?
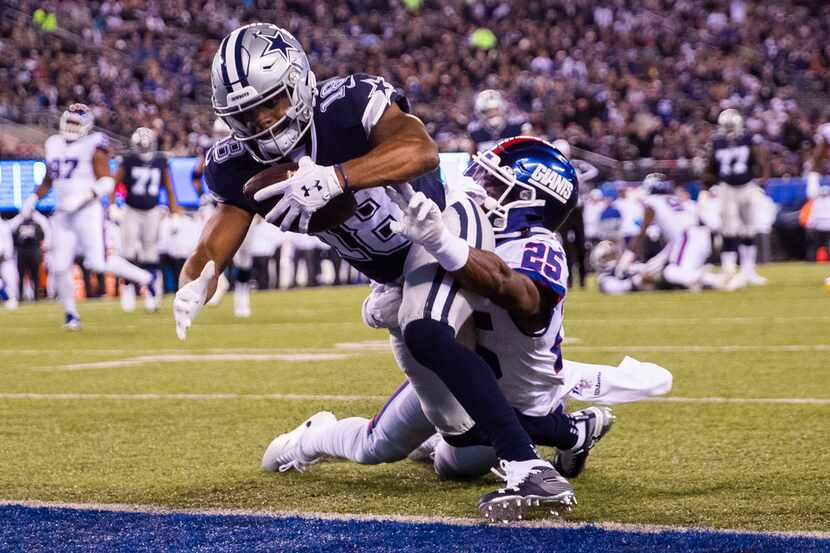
[204,73,446,283]
[710,134,757,186]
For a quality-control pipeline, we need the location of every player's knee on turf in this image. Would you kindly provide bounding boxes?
[433,441,496,480]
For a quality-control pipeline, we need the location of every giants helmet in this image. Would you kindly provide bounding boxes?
[59,103,94,141]
[211,23,317,163]
[464,136,578,238]
[641,172,674,195]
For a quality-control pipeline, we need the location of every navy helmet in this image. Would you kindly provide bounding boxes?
[464,136,578,238]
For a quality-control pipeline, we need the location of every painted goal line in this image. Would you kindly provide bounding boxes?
[1,499,827,540]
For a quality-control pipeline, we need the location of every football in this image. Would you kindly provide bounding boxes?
[242,162,357,234]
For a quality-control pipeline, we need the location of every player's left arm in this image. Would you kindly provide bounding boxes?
[338,104,439,190]
[753,142,770,186]
[92,148,116,198]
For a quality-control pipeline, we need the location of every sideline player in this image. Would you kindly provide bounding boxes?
[468,89,531,153]
[704,108,770,288]
[113,127,180,312]
[172,24,574,517]
[20,104,154,329]
[264,137,597,520]
[616,173,722,291]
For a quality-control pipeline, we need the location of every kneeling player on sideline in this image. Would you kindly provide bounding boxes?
[613,173,722,293]
[262,138,671,519]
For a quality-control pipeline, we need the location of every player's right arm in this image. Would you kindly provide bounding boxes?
[174,202,252,340]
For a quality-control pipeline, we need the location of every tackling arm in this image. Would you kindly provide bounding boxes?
[339,104,439,190]
[451,248,554,333]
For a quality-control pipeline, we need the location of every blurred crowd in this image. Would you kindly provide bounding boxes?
[2,0,830,179]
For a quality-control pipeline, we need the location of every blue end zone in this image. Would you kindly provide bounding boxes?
[1,505,828,553]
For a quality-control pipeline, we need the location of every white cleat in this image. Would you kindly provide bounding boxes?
[4,298,18,310]
[407,433,442,464]
[208,274,229,306]
[824,277,830,290]
[261,411,337,473]
[722,271,746,291]
[64,313,81,331]
[743,272,768,286]
[144,292,159,313]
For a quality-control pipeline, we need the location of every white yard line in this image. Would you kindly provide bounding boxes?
[565,344,830,353]
[0,499,827,539]
[0,392,827,405]
[30,353,354,372]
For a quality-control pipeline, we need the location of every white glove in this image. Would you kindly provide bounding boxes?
[387,183,469,272]
[361,282,403,329]
[615,249,637,279]
[92,176,115,197]
[173,261,215,341]
[253,156,343,233]
[20,194,38,219]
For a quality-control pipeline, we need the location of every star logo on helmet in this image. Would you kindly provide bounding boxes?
[361,76,394,106]
[255,31,298,62]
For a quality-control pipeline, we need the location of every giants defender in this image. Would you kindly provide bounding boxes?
[21,104,154,329]
[617,173,722,291]
[113,127,180,312]
[704,108,770,288]
[263,138,606,520]
[172,24,573,515]
[467,90,531,153]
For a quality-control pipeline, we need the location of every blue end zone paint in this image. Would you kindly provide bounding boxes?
[1,505,828,553]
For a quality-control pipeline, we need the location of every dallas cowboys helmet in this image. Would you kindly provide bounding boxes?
[717,108,743,138]
[59,103,94,141]
[464,136,578,237]
[474,89,507,129]
[131,127,157,158]
[589,240,621,273]
[641,172,674,195]
[211,23,317,163]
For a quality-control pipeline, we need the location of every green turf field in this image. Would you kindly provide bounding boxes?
[1,262,828,532]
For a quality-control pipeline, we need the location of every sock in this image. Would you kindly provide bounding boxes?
[403,319,538,462]
[516,406,579,450]
[299,417,373,462]
[721,236,739,272]
[56,271,78,316]
[739,241,756,274]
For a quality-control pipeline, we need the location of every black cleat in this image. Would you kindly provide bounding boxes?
[478,460,575,522]
[554,406,615,478]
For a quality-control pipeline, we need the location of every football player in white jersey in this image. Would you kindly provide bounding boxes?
[807,117,830,199]
[262,138,612,521]
[20,104,155,329]
[616,173,722,292]
[0,217,18,309]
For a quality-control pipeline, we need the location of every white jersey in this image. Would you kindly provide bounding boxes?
[642,194,698,245]
[816,123,830,146]
[475,232,569,417]
[44,132,108,212]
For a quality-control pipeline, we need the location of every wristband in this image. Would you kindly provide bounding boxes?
[431,230,470,272]
[334,163,350,191]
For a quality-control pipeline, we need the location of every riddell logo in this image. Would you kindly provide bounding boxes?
[529,165,573,204]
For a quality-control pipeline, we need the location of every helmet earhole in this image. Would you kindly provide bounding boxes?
[519,190,532,200]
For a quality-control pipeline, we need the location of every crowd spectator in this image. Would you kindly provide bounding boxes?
[2,0,829,182]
